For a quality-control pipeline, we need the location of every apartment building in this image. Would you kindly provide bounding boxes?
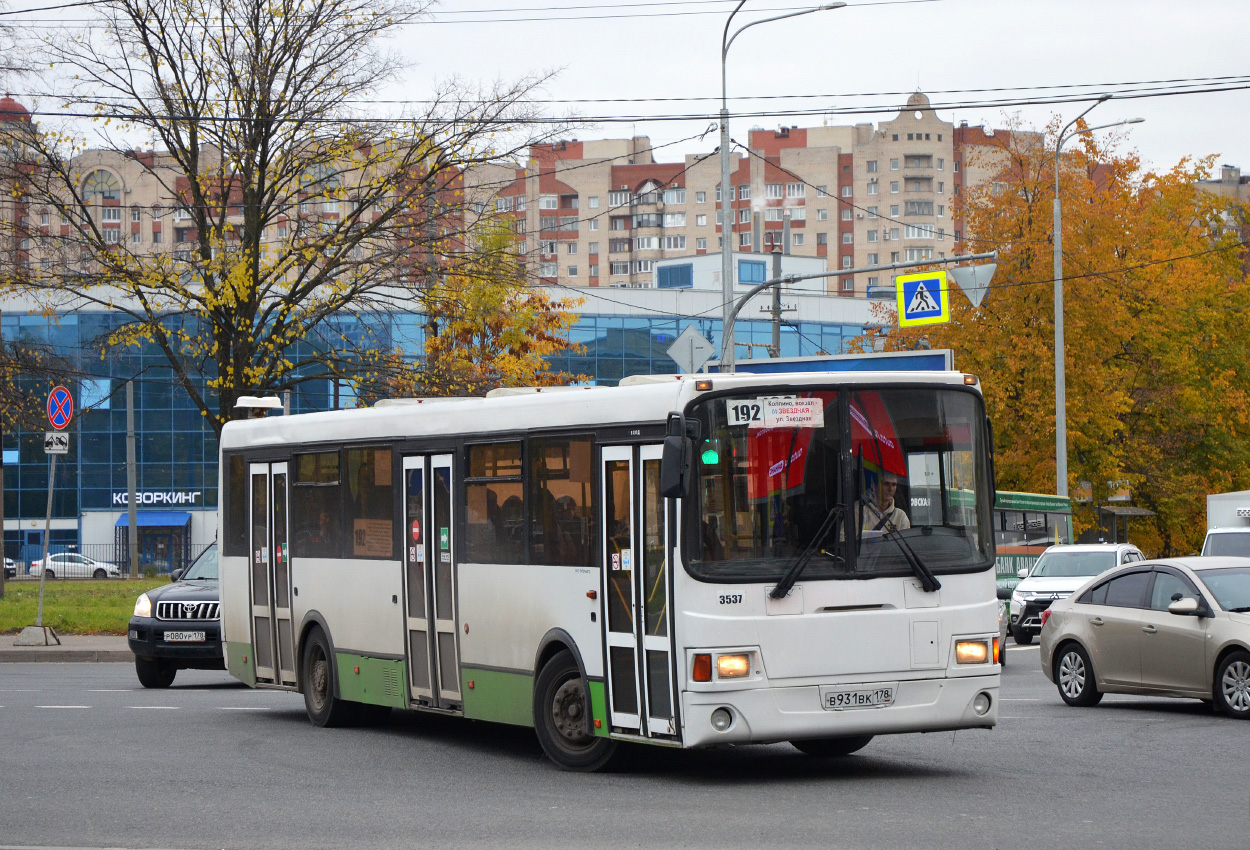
[465,92,1017,298]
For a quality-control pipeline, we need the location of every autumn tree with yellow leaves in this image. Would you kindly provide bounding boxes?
[0,0,580,436]
[876,120,1250,555]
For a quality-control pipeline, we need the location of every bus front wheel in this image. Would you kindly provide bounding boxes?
[302,628,359,728]
[533,650,617,772]
[791,735,874,757]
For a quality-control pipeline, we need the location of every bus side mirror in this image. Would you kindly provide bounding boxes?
[660,435,689,498]
[660,413,697,499]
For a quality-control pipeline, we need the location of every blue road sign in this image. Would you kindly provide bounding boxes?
[896,270,950,327]
[47,386,73,431]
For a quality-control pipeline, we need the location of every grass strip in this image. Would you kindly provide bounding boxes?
[0,578,170,635]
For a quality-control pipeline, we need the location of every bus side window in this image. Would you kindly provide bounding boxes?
[465,442,524,564]
[223,454,248,557]
[529,436,595,567]
[292,451,342,559]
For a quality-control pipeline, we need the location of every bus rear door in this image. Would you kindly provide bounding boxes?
[249,461,297,686]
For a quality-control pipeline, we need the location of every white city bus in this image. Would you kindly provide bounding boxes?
[218,370,1001,770]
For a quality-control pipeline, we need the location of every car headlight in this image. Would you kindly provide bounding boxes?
[1010,591,1024,607]
[134,593,152,618]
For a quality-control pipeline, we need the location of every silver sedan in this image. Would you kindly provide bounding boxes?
[1039,557,1250,719]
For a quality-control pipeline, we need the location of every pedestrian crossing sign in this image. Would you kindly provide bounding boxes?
[896,270,950,327]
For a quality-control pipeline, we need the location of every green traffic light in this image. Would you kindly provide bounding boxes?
[701,449,719,465]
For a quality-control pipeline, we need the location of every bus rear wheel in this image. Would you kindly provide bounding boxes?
[534,650,617,772]
[302,628,359,728]
[791,735,874,757]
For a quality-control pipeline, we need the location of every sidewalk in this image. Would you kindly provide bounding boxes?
[0,633,132,663]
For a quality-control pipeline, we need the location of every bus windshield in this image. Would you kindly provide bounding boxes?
[686,386,992,583]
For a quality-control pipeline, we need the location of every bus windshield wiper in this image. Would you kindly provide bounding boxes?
[859,495,941,593]
[770,503,846,600]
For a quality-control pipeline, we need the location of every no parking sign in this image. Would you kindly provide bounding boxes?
[47,386,73,430]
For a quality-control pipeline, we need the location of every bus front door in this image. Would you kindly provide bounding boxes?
[402,455,462,710]
[601,444,677,738]
[248,462,296,686]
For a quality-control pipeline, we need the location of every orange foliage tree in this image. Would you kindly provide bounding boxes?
[871,119,1250,555]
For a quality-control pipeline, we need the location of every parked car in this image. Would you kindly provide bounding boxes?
[1009,543,1145,644]
[997,586,1011,666]
[28,552,123,579]
[128,543,223,688]
[1040,557,1250,718]
[4,557,15,579]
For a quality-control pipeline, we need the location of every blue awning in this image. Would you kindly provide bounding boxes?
[115,511,192,528]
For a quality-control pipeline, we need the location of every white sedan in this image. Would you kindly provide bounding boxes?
[29,553,123,579]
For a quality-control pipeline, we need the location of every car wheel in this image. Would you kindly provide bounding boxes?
[43,569,55,579]
[135,656,176,688]
[1214,650,1250,720]
[533,650,617,772]
[1011,627,1033,646]
[1055,643,1102,707]
[92,568,106,579]
[301,628,358,727]
[791,735,874,757]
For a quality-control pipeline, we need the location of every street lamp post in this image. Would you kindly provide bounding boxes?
[1052,99,1143,498]
[719,1,843,374]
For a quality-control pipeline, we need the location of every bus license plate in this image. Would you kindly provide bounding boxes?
[820,684,897,710]
[164,631,205,643]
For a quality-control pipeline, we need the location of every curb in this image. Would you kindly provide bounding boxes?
[0,649,133,663]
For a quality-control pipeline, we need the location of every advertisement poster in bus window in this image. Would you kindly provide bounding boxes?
[849,392,906,477]
[743,392,832,503]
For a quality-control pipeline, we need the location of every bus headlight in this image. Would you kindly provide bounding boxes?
[716,654,751,678]
[955,640,990,664]
[133,593,152,618]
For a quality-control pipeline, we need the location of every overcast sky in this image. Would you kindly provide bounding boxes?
[392,0,1248,175]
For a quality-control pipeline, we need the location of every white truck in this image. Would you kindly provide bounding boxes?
[1202,490,1250,556]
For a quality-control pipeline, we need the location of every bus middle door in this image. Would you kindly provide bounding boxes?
[402,454,462,710]
[601,444,677,739]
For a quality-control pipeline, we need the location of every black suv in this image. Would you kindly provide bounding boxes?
[128,543,224,688]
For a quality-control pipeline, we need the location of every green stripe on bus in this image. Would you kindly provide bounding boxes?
[588,680,609,737]
[334,653,408,709]
[461,667,535,727]
[995,491,1072,513]
[225,641,256,687]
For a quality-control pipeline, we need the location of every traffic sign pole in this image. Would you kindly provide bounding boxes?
[35,453,55,627]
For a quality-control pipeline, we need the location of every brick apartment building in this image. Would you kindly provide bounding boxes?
[465,92,1026,298]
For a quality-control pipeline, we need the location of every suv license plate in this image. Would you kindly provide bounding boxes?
[820,684,897,711]
[164,631,205,643]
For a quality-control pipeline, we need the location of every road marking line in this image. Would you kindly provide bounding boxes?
[130,706,180,710]
[219,706,272,711]
[35,705,91,709]
[0,689,39,692]
[1001,698,1040,701]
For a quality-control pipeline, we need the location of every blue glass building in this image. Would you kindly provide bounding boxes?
[2,305,868,565]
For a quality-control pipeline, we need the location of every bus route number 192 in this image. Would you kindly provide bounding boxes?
[728,402,762,426]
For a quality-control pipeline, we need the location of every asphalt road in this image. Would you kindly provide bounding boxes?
[2,645,1248,850]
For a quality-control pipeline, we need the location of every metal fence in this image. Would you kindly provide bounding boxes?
[7,542,213,580]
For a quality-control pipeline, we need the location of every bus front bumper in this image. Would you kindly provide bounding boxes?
[680,673,999,748]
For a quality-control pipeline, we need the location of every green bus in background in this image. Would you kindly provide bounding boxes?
[993,491,1072,593]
